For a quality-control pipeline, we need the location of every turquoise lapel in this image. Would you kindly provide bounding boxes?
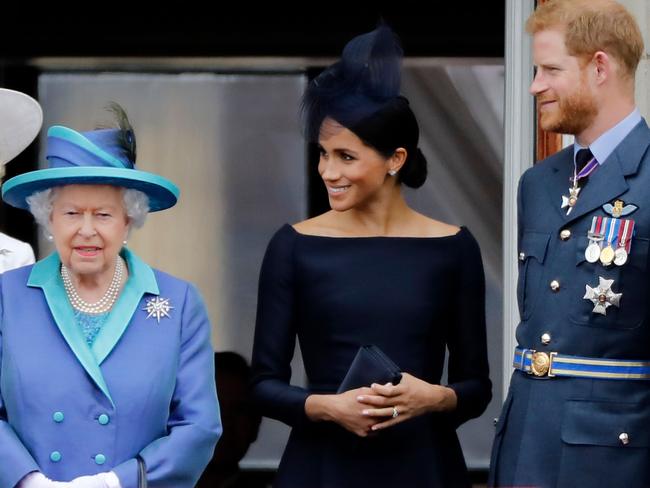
[27,253,115,405]
[91,248,159,365]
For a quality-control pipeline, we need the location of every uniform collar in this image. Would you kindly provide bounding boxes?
[574,108,642,166]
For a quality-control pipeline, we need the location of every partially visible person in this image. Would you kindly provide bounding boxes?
[0,88,39,271]
[197,352,263,488]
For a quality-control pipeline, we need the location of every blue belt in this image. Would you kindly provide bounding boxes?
[513,347,650,380]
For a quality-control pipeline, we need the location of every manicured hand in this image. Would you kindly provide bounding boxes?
[305,386,382,437]
[356,373,457,431]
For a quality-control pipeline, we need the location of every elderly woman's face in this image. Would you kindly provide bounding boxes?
[50,185,129,277]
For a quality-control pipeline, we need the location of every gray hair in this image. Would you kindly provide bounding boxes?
[26,186,150,233]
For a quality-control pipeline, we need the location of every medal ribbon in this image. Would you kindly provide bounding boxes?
[617,219,635,253]
[595,216,604,236]
[572,154,599,186]
[604,217,620,249]
[575,156,599,180]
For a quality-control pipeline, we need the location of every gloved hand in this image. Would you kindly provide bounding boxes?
[68,472,121,488]
[16,472,70,487]
[17,471,121,488]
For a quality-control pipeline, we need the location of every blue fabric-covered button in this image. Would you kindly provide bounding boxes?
[53,411,64,423]
[95,454,106,465]
[98,414,110,425]
[50,451,62,462]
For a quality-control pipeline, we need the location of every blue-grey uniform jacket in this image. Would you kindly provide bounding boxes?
[491,119,650,488]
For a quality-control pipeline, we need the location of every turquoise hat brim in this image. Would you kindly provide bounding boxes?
[2,167,180,212]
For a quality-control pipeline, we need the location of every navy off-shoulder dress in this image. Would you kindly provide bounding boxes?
[251,224,491,488]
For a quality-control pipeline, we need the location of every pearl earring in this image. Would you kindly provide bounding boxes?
[46,234,54,242]
[122,240,128,246]
[388,169,397,176]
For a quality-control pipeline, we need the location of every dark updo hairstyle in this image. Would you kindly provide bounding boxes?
[301,24,427,188]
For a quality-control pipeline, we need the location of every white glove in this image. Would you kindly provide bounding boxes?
[17,472,121,488]
[16,472,70,487]
[68,472,121,488]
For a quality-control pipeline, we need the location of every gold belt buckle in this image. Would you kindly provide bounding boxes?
[530,351,556,377]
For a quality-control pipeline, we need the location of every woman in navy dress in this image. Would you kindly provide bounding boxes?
[251,25,491,488]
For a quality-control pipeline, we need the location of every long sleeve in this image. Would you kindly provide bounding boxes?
[112,284,221,488]
[445,230,492,427]
[250,226,310,428]
[0,276,40,488]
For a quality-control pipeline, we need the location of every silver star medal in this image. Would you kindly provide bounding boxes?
[561,186,581,215]
[583,277,622,315]
[143,296,174,323]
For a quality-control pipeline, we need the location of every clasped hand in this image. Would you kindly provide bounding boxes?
[326,373,456,437]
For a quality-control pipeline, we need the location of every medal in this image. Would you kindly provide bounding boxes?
[585,216,604,263]
[562,152,599,215]
[586,242,602,263]
[614,219,634,266]
[599,217,619,267]
[614,247,628,266]
[584,277,622,315]
[600,246,615,266]
[561,186,580,215]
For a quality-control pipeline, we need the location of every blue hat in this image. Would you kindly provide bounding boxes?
[2,125,179,212]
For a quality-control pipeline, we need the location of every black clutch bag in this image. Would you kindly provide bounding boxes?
[337,345,402,393]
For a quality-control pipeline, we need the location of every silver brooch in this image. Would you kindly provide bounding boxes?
[143,296,174,323]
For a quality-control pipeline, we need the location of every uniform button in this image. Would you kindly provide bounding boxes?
[560,229,571,240]
[619,432,630,445]
[98,414,110,425]
[518,252,526,261]
[550,280,561,292]
[52,411,64,423]
[493,417,499,426]
[541,333,552,345]
[95,454,106,465]
[50,451,62,462]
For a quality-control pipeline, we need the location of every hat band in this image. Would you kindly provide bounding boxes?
[46,136,127,169]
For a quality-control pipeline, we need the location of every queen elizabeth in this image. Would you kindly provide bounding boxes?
[0,104,221,488]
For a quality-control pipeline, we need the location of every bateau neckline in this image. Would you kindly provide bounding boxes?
[285,223,467,240]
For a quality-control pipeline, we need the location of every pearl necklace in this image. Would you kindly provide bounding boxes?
[61,257,124,314]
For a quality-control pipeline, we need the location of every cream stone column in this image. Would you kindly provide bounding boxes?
[619,0,650,118]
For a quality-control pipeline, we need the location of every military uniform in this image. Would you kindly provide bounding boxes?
[490,113,650,487]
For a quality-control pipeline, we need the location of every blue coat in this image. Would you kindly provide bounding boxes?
[0,249,221,488]
[490,120,650,487]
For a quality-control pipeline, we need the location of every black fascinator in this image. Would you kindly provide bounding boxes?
[301,24,404,142]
